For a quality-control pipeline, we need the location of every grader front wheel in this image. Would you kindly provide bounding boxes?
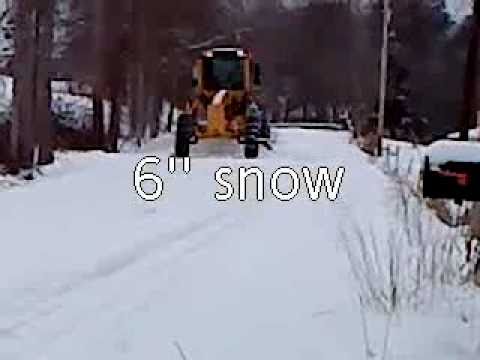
[245,143,259,159]
[244,110,261,159]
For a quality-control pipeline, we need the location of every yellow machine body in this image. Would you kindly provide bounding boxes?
[188,47,261,140]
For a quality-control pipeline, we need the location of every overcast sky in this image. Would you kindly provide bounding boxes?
[0,0,472,23]
[446,0,471,21]
[282,0,472,21]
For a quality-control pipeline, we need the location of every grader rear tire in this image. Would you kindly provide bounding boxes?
[244,105,261,159]
[175,114,193,158]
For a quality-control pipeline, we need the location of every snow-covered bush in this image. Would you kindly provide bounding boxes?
[51,93,93,131]
[0,75,12,125]
[447,128,480,141]
[0,75,93,131]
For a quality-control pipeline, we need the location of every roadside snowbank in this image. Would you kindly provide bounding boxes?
[426,140,480,166]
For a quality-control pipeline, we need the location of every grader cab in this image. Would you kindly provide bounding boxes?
[175,46,270,159]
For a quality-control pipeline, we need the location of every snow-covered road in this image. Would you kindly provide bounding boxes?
[0,130,476,359]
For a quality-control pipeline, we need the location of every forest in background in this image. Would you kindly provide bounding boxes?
[0,0,473,174]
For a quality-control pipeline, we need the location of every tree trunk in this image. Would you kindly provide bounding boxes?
[92,0,106,151]
[105,53,124,153]
[148,95,160,138]
[460,0,480,140]
[129,0,149,148]
[133,64,146,147]
[36,1,54,165]
[283,98,290,122]
[167,102,175,133]
[11,1,36,174]
[107,97,121,153]
[128,65,147,145]
[92,95,105,149]
[151,97,162,138]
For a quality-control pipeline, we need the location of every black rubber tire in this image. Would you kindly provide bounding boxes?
[244,103,262,159]
[245,143,259,159]
[175,114,192,157]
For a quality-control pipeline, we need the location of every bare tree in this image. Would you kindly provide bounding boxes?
[11,0,36,174]
[36,0,55,165]
[460,0,479,139]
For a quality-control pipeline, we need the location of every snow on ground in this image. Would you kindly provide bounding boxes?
[0,129,479,360]
[426,140,480,167]
[448,128,480,141]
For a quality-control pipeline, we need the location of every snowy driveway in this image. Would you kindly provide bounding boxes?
[1,130,459,360]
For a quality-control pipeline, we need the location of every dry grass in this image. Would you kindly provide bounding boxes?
[341,175,465,314]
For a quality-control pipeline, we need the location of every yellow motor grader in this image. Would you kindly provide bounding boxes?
[175,46,270,159]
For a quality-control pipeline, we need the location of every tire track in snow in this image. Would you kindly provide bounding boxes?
[0,210,239,338]
[42,213,244,345]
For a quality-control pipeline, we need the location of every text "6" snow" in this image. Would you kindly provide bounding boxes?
[134,156,191,201]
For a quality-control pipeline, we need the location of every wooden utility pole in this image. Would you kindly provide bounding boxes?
[460,0,480,141]
[377,0,391,156]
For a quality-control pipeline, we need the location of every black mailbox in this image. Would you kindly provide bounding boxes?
[423,156,480,202]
